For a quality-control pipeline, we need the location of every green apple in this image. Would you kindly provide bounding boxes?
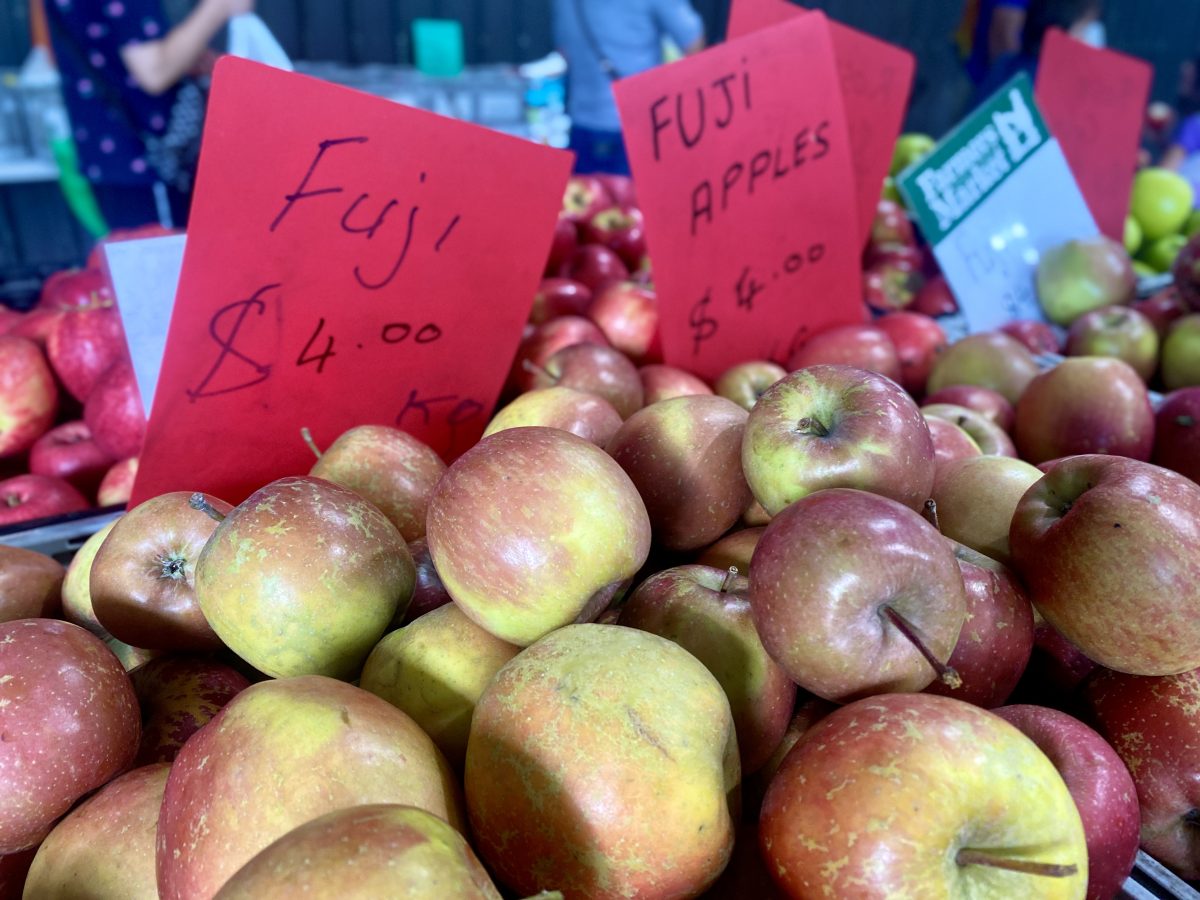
[1185,208,1200,237]
[1124,215,1143,255]
[1139,233,1188,273]
[1036,236,1136,326]
[1132,259,1157,278]
[891,133,935,177]
[1162,314,1200,390]
[1130,168,1195,240]
[881,175,902,204]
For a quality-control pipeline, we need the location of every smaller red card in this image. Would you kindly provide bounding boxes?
[615,13,863,381]
[131,58,571,506]
[1036,29,1152,242]
[727,0,915,247]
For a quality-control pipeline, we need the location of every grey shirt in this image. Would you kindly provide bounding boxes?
[554,0,705,131]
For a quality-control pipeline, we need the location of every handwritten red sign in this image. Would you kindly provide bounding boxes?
[1036,29,1151,242]
[131,58,571,506]
[613,13,863,381]
[727,0,915,248]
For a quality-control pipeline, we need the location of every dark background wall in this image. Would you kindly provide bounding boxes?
[0,0,1196,285]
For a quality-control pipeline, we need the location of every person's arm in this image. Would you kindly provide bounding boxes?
[652,0,705,57]
[987,4,1027,65]
[121,0,253,96]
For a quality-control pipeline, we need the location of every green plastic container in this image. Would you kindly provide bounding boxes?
[412,19,465,78]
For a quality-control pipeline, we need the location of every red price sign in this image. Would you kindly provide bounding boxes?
[728,0,915,248]
[614,13,862,381]
[131,58,571,506]
[1036,29,1152,242]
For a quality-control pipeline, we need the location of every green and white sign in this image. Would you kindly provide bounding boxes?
[898,74,1097,336]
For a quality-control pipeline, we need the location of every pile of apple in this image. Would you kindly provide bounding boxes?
[4,181,1200,900]
[0,233,154,526]
[1125,166,1198,277]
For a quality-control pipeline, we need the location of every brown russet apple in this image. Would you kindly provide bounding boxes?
[932,455,1043,564]
[528,341,644,418]
[427,427,650,646]
[748,488,967,702]
[1010,455,1200,675]
[714,360,787,411]
[484,386,622,447]
[0,335,57,458]
[90,491,230,651]
[924,384,1015,432]
[760,693,1088,899]
[638,363,712,404]
[995,705,1140,900]
[156,675,465,900]
[924,544,1034,708]
[607,395,752,551]
[742,365,935,515]
[360,603,519,769]
[1014,357,1154,463]
[129,655,250,764]
[0,546,63,623]
[0,619,140,854]
[465,624,738,899]
[195,477,414,679]
[925,331,1040,403]
[618,564,796,774]
[213,805,502,900]
[22,763,168,900]
[1084,667,1200,879]
[307,424,445,542]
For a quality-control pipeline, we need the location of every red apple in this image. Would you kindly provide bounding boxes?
[1012,614,1098,709]
[97,457,137,506]
[28,420,114,496]
[994,705,1141,900]
[694,526,765,573]
[1010,454,1200,675]
[545,215,578,276]
[567,244,629,293]
[618,565,796,775]
[926,331,1040,403]
[529,277,591,324]
[1172,227,1200,311]
[0,474,88,526]
[911,274,959,316]
[38,267,110,313]
[742,365,935,515]
[1013,357,1154,463]
[606,395,752,551]
[507,316,608,395]
[923,384,1015,432]
[595,172,637,209]
[787,324,901,382]
[0,336,58,458]
[1084,667,1200,879]
[156,676,465,900]
[561,174,613,223]
[1153,388,1200,483]
[749,488,967,702]
[485,385,623,447]
[1065,306,1159,381]
[1000,319,1063,355]
[869,198,915,248]
[714,361,787,411]
[582,205,647,270]
[83,361,146,460]
[46,303,129,402]
[400,537,453,624]
[0,306,21,336]
[752,695,838,791]
[129,655,250,764]
[639,364,712,405]
[0,546,63,623]
[927,416,982,471]
[876,311,948,395]
[863,255,923,313]
[7,309,60,348]
[1133,286,1188,338]
[925,544,1034,708]
[587,281,659,364]
[922,403,1018,457]
[0,619,140,854]
[528,342,644,419]
[0,848,35,900]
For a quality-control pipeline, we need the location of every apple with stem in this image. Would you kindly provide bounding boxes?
[926,331,1039,404]
[1065,306,1159,381]
[0,474,88,526]
[29,420,114,497]
[582,205,647,270]
[924,384,1015,432]
[507,315,608,395]
[922,402,1017,457]
[525,342,644,419]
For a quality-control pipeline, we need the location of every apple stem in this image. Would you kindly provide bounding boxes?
[189,493,226,523]
[922,499,941,532]
[720,566,739,593]
[4,493,18,508]
[795,416,829,437]
[1179,415,1195,428]
[300,426,323,460]
[955,849,1077,879]
[521,358,559,385]
[881,605,962,689]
